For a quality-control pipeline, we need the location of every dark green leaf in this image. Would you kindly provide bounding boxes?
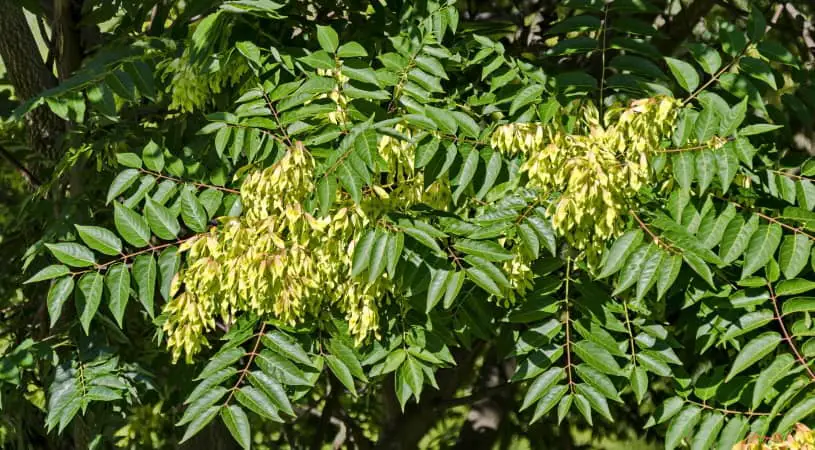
[220,405,250,450]
[114,203,151,248]
[726,332,782,381]
[47,277,74,327]
[132,254,156,318]
[45,243,95,268]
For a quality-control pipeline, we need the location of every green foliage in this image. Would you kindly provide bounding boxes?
[3,0,815,449]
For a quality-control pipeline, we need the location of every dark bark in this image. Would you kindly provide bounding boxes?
[0,1,64,165]
[53,0,83,80]
[454,356,514,450]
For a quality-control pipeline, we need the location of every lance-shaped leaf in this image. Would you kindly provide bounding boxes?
[665,405,701,450]
[45,243,96,268]
[725,331,781,381]
[75,225,122,256]
[47,277,74,327]
[145,198,180,240]
[25,265,70,284]
[220,405,250,450]
[741,223,782,279]
[133,254,156,318]
[76,272,103,334]
[106,263,130,327]
[114,203,151,248]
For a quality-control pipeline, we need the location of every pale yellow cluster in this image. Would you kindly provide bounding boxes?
[491,97,681,261]
[168,52,249,112]
[735,424,815,450]
[113,402,169,449]
[368,124,452,213]
[162,145,385,362]
[502,248,535,305]
[316,68,349,124]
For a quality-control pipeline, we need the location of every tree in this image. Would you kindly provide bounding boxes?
[2,0,815,449]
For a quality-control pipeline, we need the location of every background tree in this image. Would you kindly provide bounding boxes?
[2,1,815,449]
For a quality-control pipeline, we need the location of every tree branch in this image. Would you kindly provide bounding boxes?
[0,144,42,188]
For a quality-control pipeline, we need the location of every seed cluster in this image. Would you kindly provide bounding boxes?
[491,97,680,261]
[735,424,815,449]
[162,125,452,361]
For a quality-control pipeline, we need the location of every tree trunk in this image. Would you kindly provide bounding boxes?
[53,0,83,80]
[454,357,514,450]
[0,1,64,167]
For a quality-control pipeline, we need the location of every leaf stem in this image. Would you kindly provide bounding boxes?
[622,301,637,365]
[71,236,196,276]
[224,324,268,406]
[724,198,815,243]
[768,282,815,381]
[683,398,775,417]
[682,44,750,106]
[563,257,574,391]
[138,168,239,194]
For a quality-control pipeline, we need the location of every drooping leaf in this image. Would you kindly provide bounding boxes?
[105,263,130,327]
[779,234,812,279]
[25,265,70,284]
[665,406,701,450]
[132,254,156,318]
[181,189,209,233]
[520,367,564,411]
[145,198,180,240]
[47,277,74,327]
[598,230,644,279]
[741,223,783,279]
[76,272,103,334]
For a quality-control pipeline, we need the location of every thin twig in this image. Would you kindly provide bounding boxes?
[768,282,815,381]
[769,169,815,183]
[683,45,750,107]
[684,398,775,417]
[138,168,239,194]
[0,145,41,187]
[223,324,268,406]
[563,258,574,390]
[71,236,195,276]
[631,210,677,254]
[724,198,815,244]
[262,90,294,148]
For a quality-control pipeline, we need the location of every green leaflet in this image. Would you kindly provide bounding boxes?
[598,230,643,279]
[725,332,782,381]
[220,405,251,449]
[741,223,783,279]
[665,406,701,450]
[665,57,700,92]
